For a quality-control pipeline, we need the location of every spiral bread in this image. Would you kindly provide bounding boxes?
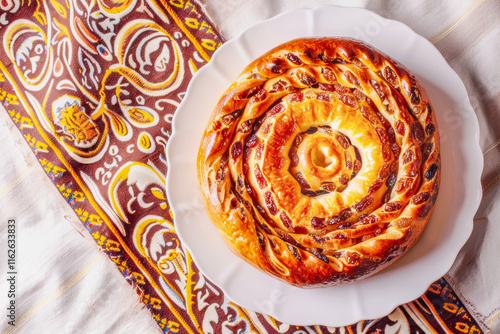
[197,38,440,288]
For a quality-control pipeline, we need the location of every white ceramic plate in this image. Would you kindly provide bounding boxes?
[166,6,483,327]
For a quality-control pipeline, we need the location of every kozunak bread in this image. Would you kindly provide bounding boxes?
[197,38,440,288]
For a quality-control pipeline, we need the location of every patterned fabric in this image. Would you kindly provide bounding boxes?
[0,1,483,333]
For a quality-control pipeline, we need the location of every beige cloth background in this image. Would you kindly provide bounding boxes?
[1,0,499,333]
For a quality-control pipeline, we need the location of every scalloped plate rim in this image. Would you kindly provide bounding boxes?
[166,5,483,327]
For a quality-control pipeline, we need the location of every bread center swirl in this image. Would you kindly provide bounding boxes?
[289,126,361,196]
[310,140,337,169]
[244,89,394,231]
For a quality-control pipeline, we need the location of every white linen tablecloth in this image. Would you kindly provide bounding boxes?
[1,0,499,333]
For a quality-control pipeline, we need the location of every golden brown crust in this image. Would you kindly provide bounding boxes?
[197,38,440,288]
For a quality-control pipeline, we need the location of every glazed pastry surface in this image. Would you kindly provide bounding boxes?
[197,38,440,288]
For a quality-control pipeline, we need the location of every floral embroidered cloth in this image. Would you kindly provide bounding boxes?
[0,1,491,333]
